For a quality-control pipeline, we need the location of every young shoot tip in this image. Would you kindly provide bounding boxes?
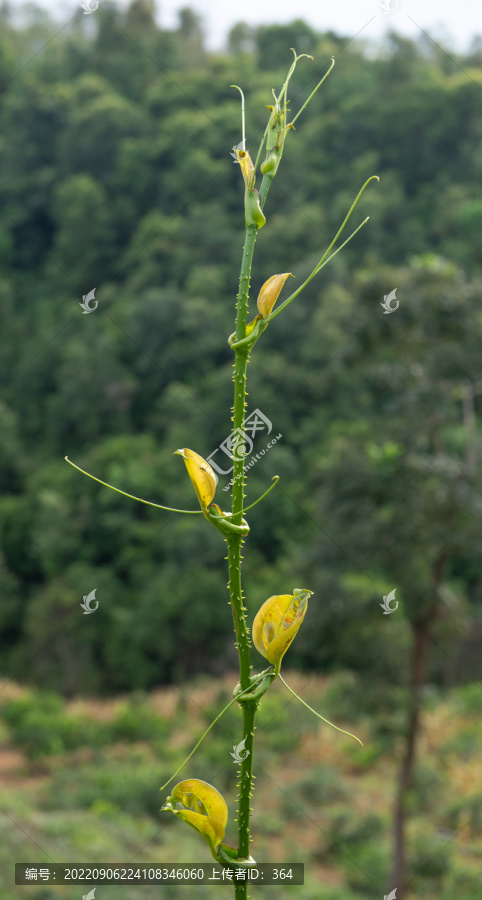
[289,55,336,128]
[289,47,313,62]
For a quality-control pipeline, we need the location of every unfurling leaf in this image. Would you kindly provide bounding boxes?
[233,147,255,191]
[257,273,293,318]
[175,448,217,512]
[162,778,228,860]
[252,588,312,674]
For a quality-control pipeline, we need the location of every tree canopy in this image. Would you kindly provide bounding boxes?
[0,2,481,695]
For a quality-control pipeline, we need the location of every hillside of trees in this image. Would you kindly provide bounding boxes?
[0,0,481,701]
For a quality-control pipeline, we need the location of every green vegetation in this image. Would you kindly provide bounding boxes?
[1,676,481,898]
[0,4,481,693]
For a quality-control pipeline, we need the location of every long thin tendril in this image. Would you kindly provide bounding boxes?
[289,56,335,128]
[159,672,271,793]
[268,175,379,322]
[312,175,379,273]
[242,476,280,513]
[278,673,364,746]
[65,457,202,514]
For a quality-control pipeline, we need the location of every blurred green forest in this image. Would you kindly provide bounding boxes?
[0,0,482,703]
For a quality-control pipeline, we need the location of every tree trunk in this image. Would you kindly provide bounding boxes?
[389,544,448,897]
[389,618,430,897]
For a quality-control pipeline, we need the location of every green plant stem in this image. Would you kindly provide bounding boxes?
[227,175,272,896]
[238,700,256,857]
[230,223,257,899]
[227,535,252,691]
[160,671,271,793]
[258,173,272,209]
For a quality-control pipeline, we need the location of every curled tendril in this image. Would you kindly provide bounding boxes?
[242,476,280,513]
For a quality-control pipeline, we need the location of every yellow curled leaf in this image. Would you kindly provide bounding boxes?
[175,449,217,511]
[252,589,312,673]
[162,778,228,858]
[234,148,255,190]
[257,273,293,318]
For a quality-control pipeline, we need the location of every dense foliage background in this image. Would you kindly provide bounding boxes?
[1,0,481,697]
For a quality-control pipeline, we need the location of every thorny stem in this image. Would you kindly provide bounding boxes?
[227,171,274,898]
[229,233,257,899]
[227,535,252,691]
[160,671,273,793]
[236,701,256,861]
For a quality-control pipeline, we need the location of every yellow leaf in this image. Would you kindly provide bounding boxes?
[162,779,228,858]
[252,589,311,673]
[234,148,255,190]
[257,273,293,318]
[175,448,217,511]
